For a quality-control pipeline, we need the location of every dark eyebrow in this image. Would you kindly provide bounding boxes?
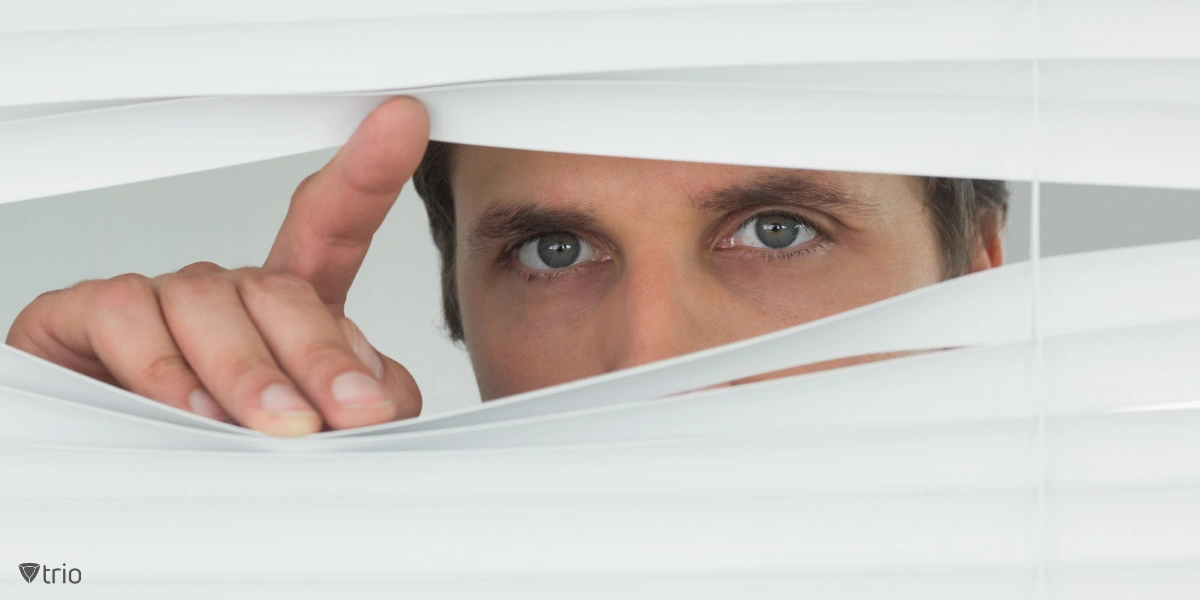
[696,171,879,217]
[467,203,599,259]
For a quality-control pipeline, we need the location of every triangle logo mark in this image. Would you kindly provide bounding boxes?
[18,563,40,583]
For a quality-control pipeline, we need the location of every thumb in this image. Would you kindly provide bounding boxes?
[264,97,430,316]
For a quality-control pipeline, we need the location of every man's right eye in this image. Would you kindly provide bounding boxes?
[516,232,600,271]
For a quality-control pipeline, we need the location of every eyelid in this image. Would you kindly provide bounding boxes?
[499,229,611,263]
[501,230,614,282]
[715,207,828,250]
[498,232,545,264]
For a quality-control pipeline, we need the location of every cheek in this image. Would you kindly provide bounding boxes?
[465,331,599,400]
[710,260,833,332]
[711,243,941,332]
[457,264,614,400]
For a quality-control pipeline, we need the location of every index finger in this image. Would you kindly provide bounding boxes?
[264,96,430,315]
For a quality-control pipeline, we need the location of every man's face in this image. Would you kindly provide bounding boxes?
[452,146,944,400]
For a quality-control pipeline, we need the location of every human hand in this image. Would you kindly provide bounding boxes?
[6,98,430,436]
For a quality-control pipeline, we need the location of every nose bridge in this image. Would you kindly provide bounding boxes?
[605,249,705,372]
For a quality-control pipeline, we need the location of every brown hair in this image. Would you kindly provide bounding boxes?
[413,141,1008,341]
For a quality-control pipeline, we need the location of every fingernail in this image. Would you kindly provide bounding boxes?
[331,371,391,408]
[260,384,314,415]
[188,389,225,421]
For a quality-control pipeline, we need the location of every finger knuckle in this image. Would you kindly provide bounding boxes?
[335,315,359,341]
[91,274,156,313]
[291,173,318,202]
[19,288,64,314]
[159,271,229,302]
[6,301,50,348]
[239,270,315,300]
[221,353,277,385]
[178,261,224,275]
[67,278,105,299]
[140,353,193,386]
[299,339,351,369]
[8,287,77,347]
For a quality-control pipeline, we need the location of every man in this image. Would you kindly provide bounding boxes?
[5,98,1007,437]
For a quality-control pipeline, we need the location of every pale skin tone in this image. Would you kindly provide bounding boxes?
[5,98,1003,436]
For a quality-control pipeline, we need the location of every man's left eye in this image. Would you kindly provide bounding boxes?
[733,213,816,249]
[516,232,600,271]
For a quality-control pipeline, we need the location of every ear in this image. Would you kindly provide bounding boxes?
[967,216,1005,274]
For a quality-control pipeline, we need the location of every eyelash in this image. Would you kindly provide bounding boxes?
[738,244,827,263]
[722,209,830,263]
[498,233,540,264]
[508,264,577,283]
[498,233,602,283]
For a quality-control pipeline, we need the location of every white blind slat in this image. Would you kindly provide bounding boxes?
[0,2,1031,107]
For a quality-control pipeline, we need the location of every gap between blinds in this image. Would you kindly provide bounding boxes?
[2,0,1200,596]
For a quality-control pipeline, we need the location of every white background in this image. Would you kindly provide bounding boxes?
[2,150,1198,415]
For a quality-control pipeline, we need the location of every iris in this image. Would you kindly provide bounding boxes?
[754,214,803,248]
[536,232,581,269]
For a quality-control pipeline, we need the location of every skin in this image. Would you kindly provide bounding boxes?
[5,98,1003,436]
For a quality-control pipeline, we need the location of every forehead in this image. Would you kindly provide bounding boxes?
[449,144,922,215]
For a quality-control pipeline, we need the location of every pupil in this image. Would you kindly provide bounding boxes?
[755,214,801,248]
[537,232,581,268]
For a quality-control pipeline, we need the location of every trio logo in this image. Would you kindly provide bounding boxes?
[18,563,38,583]
[18,562,82,584]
